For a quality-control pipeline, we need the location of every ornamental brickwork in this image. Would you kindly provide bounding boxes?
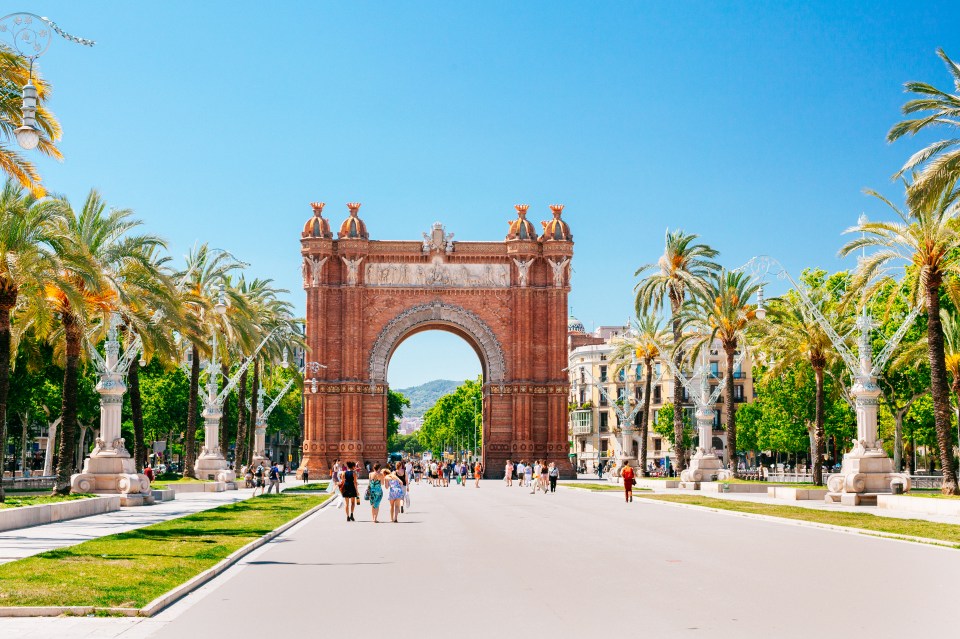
[300,204,574,478]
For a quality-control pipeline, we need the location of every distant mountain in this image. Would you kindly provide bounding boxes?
[393,379,461,419]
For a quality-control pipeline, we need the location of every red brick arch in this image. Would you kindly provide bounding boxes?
[300,210,574,478]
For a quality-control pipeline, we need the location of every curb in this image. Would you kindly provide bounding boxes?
[0,495,334,618]
[634,495,960,551]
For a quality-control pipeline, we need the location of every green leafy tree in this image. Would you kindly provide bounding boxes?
[652,403,693,455]
[418,378,482,456]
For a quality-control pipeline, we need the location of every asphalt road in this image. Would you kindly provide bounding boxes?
[2,481,956,638]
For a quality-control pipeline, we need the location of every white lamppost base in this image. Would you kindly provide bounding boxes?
[825,442,910,505]
[680,448,734,484]
[194,449,237,487]
[70,438,154,507]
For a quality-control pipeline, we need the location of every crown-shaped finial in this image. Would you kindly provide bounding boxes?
[515,204,530,216]
[549,204,564,217]
[347,202,361,215]
[310,202,326,216]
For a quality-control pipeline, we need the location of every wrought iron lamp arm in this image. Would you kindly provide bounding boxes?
[871,305,922,376]
[214,327,285,408]
[261,379,297,421]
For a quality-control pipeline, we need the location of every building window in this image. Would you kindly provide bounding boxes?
[599,392,608,407]
[599,365,608,382]
[618,368,625,382]
[734,363,744,379]
[579,368,585,384]
[682,387,690,402]
[600,354,607,361]
[579,389,585,405]
[655,362,661,377]
[634,386,642,401]
[599,412,609,433]
[654,438,662,454]
[713,412,721,427]
[636,364,643,379]
[653,385,662,404]
[617,386,625,402]
[734,385,745,402]
[710,361,719,377]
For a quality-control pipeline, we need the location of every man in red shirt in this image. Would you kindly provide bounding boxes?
[621,462,635,503]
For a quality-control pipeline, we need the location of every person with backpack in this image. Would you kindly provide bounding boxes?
[253,463,265,496]
[267,463,280,494]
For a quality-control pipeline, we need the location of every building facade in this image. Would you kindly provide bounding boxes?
[566,317,755,473]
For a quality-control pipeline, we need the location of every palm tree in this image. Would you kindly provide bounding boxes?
[0,49,63,196]
[754,288,845,485]
[38,190,166,493]
[840,188,960,494]
[176,245,244,478]
[888,48,960,210]
[680,269,761,473]
[609,313,668,477]
[0,181,60,502]
[635,230,719,472]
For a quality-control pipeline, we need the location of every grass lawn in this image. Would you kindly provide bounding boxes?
[565,482,650,492]
[283,482,329,492]
[0,493,327,609]
[637,494,960,546]
[0,494,94,509]
[150,476,213,490]
[719,479,818,487]
[904,491,960,500]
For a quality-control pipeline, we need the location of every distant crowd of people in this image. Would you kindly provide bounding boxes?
[502,459,559,493]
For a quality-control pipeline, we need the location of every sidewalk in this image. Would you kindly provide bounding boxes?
[0,488,256,565]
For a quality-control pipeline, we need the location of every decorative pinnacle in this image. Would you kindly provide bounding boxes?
[347,202,361,215]
[514,204,530,216]
[310,202,325,216]
[549,204,564,217]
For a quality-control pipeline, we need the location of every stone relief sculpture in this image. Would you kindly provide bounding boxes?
[422,222,455,254]
[548,258,570,288]
[363,262,510,288]
[302,256,328,287]
[512,258,532,287]
[341,256,365,286]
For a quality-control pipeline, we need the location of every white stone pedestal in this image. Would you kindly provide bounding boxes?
[825,346,910,505]
[680,407,732,483]
[194,408,236,486]
[71,362,152,506]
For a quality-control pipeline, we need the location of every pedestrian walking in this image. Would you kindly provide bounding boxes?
[278,462,286,483]
[396,461,408,513]
[253,463,265,496]
[302,464,309,484]
[517,461,526,487]
[386,467,405,523]
[548,462,559,493]
[339,461,360,522]
[367,463,384,523]
[530,461,541,495]
[504,459,513,487]
[267,462,281,494]
[474,460,483,487]
[621,461,635,503]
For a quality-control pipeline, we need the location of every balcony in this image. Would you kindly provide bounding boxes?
[571,410,592,436]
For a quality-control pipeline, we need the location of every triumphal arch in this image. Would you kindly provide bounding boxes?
[299,202,574,478]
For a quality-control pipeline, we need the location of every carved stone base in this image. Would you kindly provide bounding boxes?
[195,451,237,485]
[680,450,733,483]
[70,446,151,504]
[251,453,271,469]
[825,446,910,505]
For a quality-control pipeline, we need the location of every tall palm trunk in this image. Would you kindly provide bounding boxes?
[247,359,260,466]
[184,343,200,478]
[925,283,959,494]
[128,359,147,472]
[722,342,736,472]
[0,299,13,503]
[813,366,825,486]
[640,357,654,477]
[670,307,687,471]
[234,368,249,467]
[53,311,82,495]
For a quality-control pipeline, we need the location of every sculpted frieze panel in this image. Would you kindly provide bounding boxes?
[365,262,510,288]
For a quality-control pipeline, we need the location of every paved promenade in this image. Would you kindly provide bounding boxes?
[1,479,956,638]
[0,489,254,564]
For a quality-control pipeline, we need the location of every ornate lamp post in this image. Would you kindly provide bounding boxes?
[0,12,94,150]
[739,255,915,504]
[71,313,152,505]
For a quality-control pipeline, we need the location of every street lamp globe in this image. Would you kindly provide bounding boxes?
[755,306,767,321]
[14,124,39,150]
[214,284,227,316]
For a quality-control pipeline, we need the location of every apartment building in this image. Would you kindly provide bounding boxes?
[566,315,755,473]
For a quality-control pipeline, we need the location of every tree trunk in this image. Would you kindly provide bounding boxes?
[671,310,686,472]
[0,305,10,502]
[184,343,200,478]
[924,283,959,494]
[43,417,60,477]
[813,366,825,486]
[128,359,147,472]
[247,359,260,467]
[640,358,653,477]
[20,412,30,474]
[53,311,81,495]
[723,342,736,472]
[234,368,249,468]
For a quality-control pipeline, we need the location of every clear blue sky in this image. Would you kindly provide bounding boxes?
[17,1,960,387]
